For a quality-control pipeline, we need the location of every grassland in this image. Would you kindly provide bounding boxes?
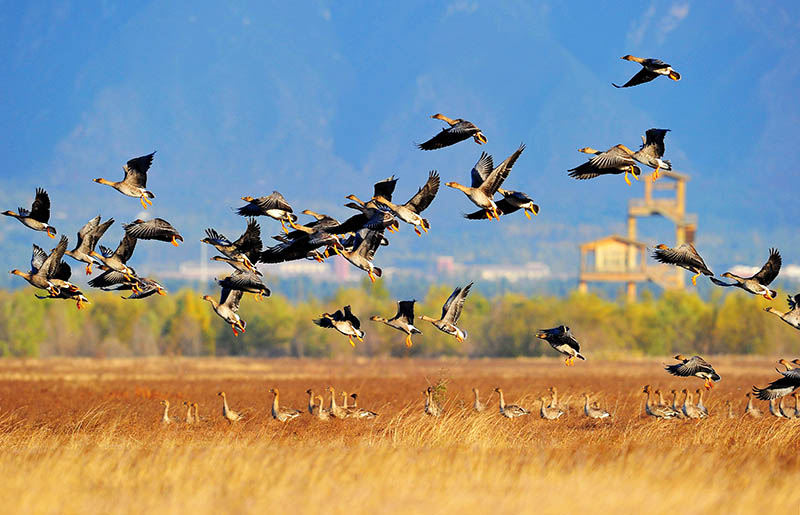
[0,357,798,514]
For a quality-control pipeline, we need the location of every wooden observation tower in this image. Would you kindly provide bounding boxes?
[578,171,696,301]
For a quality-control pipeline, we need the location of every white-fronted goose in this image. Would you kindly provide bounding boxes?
[652,243,714,286]
[237,191,299,234]
[2,188,56,238]
[642,385,679,419]
[494,388,530,418]
[472,388,486,413]
[665,354,720,389]
[94,152,156,209]
[744,392,762,418]
[313,395,330,420]
[612,55,680,88]
[447,145,525,220]
[183,401,195,424]
[764,294,800,331]
[681,389,705,419]
[539,397,564,420]
[424,387,442,417]
[124,218,183,247]
[314,305,364,347]
[202,218,262,273]
[203,287,247,336]
[374,171,440,236]
[583,393,610,419]
[65,215,114,275]
[217,391,243,423]
[370,300,422,347]
[695,388,709,417]
[632,128,672,181]
[569,145,641,186]
[419,282,472,342]
[90,233,137,278]
[536,325,586,366]
[11,237,76,296]
[327,387,348,419]
[417,113,486,150]
[218,270,271,301]
[269,388,302,422]
[711,248,781,300]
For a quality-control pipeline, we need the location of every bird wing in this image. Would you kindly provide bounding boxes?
[220,271,267,292]
[326,213,368,235]
[417,127,471,150]
[640,128,669,158]
[443,282,472,324]
[753,376,800,400]
[86,218,114,251]
[236,202,267,217]
[343,305,361,330]
[404,171,440,214]
[123,152,155,187]
[52,260,72,282]
[478,144,525,196]
[373,176,398,201]
[752,248,781,285]
[396,300,416,324]
[204,228,232,246]
[710,277,736,288]
[42,236,69,279]
[30,244,48,273]
[313,316,335,329]
[788,294,799,311]
[124,218,180,241]
[88,270,130,289]
[74,215,101,249]
[665,356,718,379]
[652,244,712,275]
[233,218,263,256]
[30,188,51,223]
[115,233,138,263]
[220,287,243,313]
[612,68,659,88]
[470,153,494,188]
[259,191,293,212]
[355,229,384,261]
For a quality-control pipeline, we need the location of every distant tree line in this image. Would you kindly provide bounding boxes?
[0,280,795,358]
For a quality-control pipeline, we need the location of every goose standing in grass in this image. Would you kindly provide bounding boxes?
[314,305,364,347]
[313,395,330,420]
[65,215,114,275]
[642,385,679,419]
[94,152,156,209]
[612,55,681,88]
[202,218,263,273]
[583,393,610,419]
[548,387,563,411]
[569,145,641,186]
[725,401,736,419]
[536,326,586,366]
[2,188,57,238]
[183,401,195,424]
[10,238,76,296]
[90,233,137,278]
[710,248,781,300]
[237,191,299,234]
[419,282,472,342]
[192,403,204,424]
[417,113,487,150]
[218,270,271,301]
[447,145,525,220]
[203,287,246,336]
[305,389,316,415]
[374,171,440,236]
[669,390,685,418]
[327,387,348,419]
[494,388,530,418]
[744,392,762,418]
[217,391,243,423]
[681,389,705,419]
[652,243,714,286]
[665,354,721,389]
[424,387,442,417]
[160,400,175,424]
[123,218,183,247]
[632,128,672,181]
[695,388,709,417]
[764,294,800,331]
[345,393,378,419]
[269,388,302,422]
[539,397,564,420]
[472,388,487,413]
[370,300,422,347]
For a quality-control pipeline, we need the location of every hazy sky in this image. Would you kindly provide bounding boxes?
[1,1,798,288]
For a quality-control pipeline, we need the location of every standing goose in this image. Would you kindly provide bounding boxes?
[665,354,721,389]
[494,388,530,418]
[417,113,487,150]
[305,389,316,415]
[583,393,610,419]
[710,248,781,300]
[423,387,442,417]
[373,171,440,236]
[642,385,679,419]
[612,55,681,88]
[93,152,156,209]
[313,305,364,347]
[464,189,540,221]
[472,388,487,412]
[313,395,330,420]
[10,237,76,296]
[183,401,195,424]
[536,325,586,366]
[237,191,299,234]
[370,300,422,347]
[202,218,263,273]
[419,282,473,342]
[539,397,564,420]
[681,389,705,419]
[652,243,714,286]
[569,145,641,186]
[695,388,709,417]
[344,393,378,419]
[123,218,183,247]
[203,287,247,336]
[217,271,271,301]
[90,233,137,278]
[725,401,736,419]
[744,392,762,418]
[669,389,686,418]
[327,387,348,419]
[764,294,800,331]
[632,128,672,181]
[192,403,204,424]
[65,215,114,275]
[2,188,56,238]
[217,391,243,423]
[447,145,525,220]
[160,400,175,424]
[269,388,302,422]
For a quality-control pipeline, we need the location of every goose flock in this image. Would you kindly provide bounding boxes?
[5,53,799,412]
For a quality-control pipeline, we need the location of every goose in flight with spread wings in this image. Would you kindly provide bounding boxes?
[710,248,781,300]
[665,354,721,390]
[123,218,183,247]
[373,171,440,236]
[65,215,114,275]
[94,152,156,209]
[536,325,586,366]
[370,300,422,347]
[417,113,487,150]
[632,128,673,181]
[764,294,800,331]
[569,145,641,186]
[313,305,364,347]
[203,287,247,336]
[419,282,473,342]
[237,191,299,234]
[612,55,680,88]
[2,188,57,238]
[652,243,713,286]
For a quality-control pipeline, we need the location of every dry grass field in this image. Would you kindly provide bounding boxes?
[0,356,798,514]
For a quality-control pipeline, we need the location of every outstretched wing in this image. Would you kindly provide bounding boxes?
[789,294,799,311]
[665,356,719,380]
[752,248,781,285]
[396,300,416,324]
[373,176,398,202]
[753,376,800,400]
[612,68,659,88]
[233,218,263,256]
[123,152,156,187]
[641,128,670,157]
[417,127,471,151]
[652,244,712,275]
[442,282,472,324]
[343,305,361,330]
[220,287,243,313]
[470,153,494,188]
[479,144,525,196]
[30,244,48,273]
[404,171,440,214]
[42,236,69,279]
[30,188,51,223]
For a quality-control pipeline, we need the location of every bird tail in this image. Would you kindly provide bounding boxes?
[712,372,721,381]
[576,353,586,361]
[372,267,383,278]
[662,159,673,171]
[145,190,155,199]
[752,386,775,401]
[769,289,778,300]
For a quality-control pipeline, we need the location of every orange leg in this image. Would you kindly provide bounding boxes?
[140,196,149,210]
[171,236,180,247]
[348,335,355,347]
[415,227,422,237]
[368,270,376,283]
[691,272,700,286]
[231,324,239,337]
[405,334,413,348]
[46,227,55,239]
[85,263,92,275]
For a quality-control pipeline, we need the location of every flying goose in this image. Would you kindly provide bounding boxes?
[202,218,263,273]
[612,55,680,88]
[65,215,114,275]
[314,305,364,347]
[237,191,299,234]
[632,128,672,181]
[764,294,800,331]
[536,326,586,366]
[417,113,487,150]
[10,237,77,296]
[463,189,540,221]
[123,218,183,247]
[217,270,271,301]
[419,282,472,342]
[90,233,137,278]
[2,188,56,238]
[569,145,641,186]
[373,171,440,236]
[203,287,247,336]
[652,243,714,286]
[710,248,781,300]
[665,354,720,389]
[94,152,156,209]
[447,145,525,220]
[370,300,422,347]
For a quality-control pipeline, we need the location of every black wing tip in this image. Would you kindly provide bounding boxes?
[612,82,624,88]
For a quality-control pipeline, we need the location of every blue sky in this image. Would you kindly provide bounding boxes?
[1,1,798,289]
